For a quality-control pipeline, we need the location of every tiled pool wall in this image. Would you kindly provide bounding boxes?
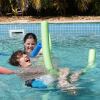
[0,22,100,40]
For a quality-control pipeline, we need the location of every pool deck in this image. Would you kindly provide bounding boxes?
[0,16,100,24]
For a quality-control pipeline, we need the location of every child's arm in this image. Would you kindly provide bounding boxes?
[0,67,15,74]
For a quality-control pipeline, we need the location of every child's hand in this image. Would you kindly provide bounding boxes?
[59,68,70,79]
[70,70,82,83]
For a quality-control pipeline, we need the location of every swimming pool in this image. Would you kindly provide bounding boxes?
[0,22,100,100]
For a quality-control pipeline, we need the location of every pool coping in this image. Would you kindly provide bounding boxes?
[0,20,100,24]
[0,16,100,24]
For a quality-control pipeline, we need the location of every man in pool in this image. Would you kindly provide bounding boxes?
[8,50,82,89]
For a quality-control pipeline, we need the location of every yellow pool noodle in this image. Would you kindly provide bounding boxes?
[41,21,58,75]
[88,49,96,67]
[83,49,96,73]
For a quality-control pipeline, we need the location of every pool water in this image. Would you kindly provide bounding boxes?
[0,23,100,100]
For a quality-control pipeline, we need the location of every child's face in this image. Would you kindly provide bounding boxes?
[18,54,32,68]
[24,38,36,53]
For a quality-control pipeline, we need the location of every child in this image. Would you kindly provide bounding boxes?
[9,50,82,89]
[23,33,42,56]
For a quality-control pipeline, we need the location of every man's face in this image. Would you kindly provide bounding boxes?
[18,54,32,68]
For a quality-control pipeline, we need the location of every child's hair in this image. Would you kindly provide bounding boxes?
[23,33,37,44]
[9,50,25,66]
